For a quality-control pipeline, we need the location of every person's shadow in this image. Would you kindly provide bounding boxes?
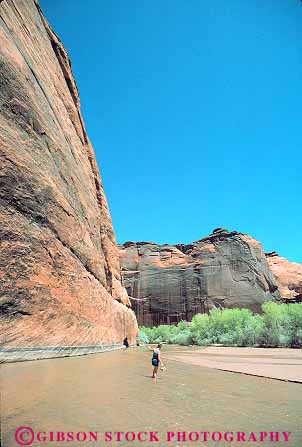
[142,375,162,379]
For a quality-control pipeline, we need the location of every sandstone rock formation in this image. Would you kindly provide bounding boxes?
[119,229,280,326]
[266,252,302,301]
[0,0,137,349]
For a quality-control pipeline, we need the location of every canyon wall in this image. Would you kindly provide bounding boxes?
[266,252,302,301]
[119,229,280,326]
[0,0,137,349]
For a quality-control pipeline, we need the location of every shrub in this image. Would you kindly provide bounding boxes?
[285,303,302,346]
[138,302,302,348]
[139,325,178,343]
[177,320,189,332]
[190,308,264,346]
[170,330,193,346]
[260,301,292,347]
[138,328,150,344]
[190,313,210,345]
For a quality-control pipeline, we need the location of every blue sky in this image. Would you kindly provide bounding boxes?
[40,0,302,263]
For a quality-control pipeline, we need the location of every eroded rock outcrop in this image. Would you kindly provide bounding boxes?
[119,229,280,326]
[266,252,302,301]
[0,0,137,348]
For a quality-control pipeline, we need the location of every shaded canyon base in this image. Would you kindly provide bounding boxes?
[1,346,301,447]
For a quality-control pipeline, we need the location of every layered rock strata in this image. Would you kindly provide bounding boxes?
[266,252,302,301]
[0,0,137,349]
[119,229,280,326]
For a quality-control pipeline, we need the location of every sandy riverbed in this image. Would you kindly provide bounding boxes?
[1,345,301,447]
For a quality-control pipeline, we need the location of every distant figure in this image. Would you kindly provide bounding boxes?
[150,343,164,379]
[123,337,129,348]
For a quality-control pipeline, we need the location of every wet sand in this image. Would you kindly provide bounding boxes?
[1,346,301,447]
[165,347,302,382]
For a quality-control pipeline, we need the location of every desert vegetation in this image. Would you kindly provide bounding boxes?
[138,302,302,348]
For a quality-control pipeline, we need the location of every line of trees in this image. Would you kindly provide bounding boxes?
[138,302,302,348]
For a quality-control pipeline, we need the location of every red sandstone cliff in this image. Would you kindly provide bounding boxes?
[119,229,280,326]
[266,253,302,300]
[0,0,137,348]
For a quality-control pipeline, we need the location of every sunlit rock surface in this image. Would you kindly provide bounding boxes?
[0,0,137,352]
[119,229,280,326]
[266,252,302,300]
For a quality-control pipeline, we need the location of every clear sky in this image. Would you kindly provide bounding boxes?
[40,0,302,263]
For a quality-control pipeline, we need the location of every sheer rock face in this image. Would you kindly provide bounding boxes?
[266,253,302,300]
[0,0,137,347]
[119,230,280,326]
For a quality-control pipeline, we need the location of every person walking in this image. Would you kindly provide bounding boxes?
[150,343,164,379]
